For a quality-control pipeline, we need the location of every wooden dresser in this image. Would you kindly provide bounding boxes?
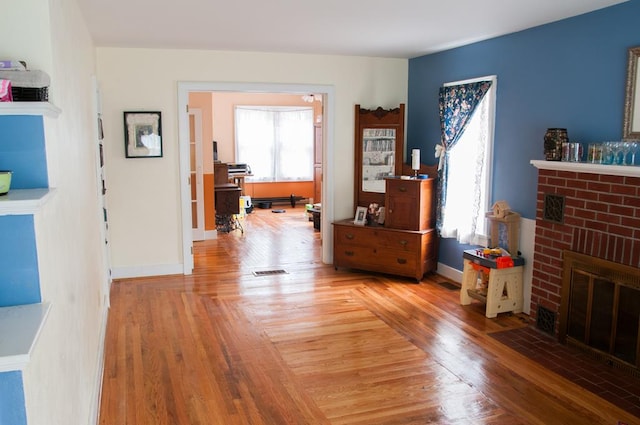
[333,177,437,282]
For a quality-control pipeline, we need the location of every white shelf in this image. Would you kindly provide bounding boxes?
[0,188,56,216]
[0,303,51,372]
[530,160,640,178]
[0,102,60,118]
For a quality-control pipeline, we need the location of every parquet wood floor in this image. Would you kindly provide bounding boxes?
[99,207,639,424]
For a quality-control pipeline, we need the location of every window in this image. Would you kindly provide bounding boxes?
[437,76,496,245]
[235,106,314,182]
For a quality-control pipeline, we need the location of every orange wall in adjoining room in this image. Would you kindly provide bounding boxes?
[203,173,215,231]
[245,181,314,202]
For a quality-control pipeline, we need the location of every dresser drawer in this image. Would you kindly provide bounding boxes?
[386,178,420,198]
[333,220,436,281]
[335,225,420,251]
[333,244,417,277]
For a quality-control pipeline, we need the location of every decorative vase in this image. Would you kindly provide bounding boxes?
[544,128,568,161]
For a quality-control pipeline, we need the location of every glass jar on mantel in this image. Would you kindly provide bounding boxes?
[543,128,568,161]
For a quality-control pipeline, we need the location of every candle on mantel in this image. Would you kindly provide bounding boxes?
[411,149,420,176]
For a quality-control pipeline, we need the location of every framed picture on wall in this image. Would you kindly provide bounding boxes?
[124,111,163,158]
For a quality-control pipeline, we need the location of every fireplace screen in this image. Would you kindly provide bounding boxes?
[560,251,640,375]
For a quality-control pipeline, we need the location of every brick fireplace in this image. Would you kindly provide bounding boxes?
[530,161,640,332]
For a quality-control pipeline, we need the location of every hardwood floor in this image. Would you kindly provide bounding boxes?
[99,207,639,424]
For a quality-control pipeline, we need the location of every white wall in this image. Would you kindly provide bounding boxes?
[97,48,408,276]
[2,0,108,424]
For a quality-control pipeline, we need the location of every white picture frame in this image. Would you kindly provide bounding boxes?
[353,206,367,226]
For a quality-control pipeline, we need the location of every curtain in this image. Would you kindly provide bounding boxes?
[235,106,313,182]
[435,81,492,237]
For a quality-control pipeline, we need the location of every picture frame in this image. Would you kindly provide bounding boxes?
[353,206,367,226]
[124,111,163,158]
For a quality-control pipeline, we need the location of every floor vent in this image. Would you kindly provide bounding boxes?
[536,305,556,335]
[253,269,288,276]
[437,281,460,291]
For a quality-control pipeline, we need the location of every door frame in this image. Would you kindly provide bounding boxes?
[189,108,205,241]
[177,82,335,275]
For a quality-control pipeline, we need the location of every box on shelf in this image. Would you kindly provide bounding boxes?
[0,70,50,101]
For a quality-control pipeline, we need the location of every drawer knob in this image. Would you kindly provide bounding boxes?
[345,251,354,256]
[399,187,407,192]
[396,258,407,264]
[399,240,408,247]
[345,233,354,240]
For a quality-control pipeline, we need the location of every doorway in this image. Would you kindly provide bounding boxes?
[177,82,335,274]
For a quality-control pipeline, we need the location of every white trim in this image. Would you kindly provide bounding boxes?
[443,75,496,87]
[111,263,183,279]
[89,304,109,425]
[530,159,640,177]
[436,262,464,283]
[177,82,336,272]
[204,229,218,240]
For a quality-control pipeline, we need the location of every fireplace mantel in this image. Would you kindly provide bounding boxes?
[530,160,640,177]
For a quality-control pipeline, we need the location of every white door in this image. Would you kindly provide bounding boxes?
[189,108,205,241]
[92,77,112,304]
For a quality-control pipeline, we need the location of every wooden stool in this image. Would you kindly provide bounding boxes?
[460,250,524,318]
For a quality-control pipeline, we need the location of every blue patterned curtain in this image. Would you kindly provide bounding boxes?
[435,81,492,233]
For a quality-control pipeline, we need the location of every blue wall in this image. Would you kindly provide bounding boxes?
[0,371,26,425]
[0,116,48,189]
[407,0,640,270]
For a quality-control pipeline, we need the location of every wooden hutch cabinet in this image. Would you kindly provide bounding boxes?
[333,104,437,282]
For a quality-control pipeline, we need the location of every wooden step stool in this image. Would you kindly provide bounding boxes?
[460,249,524,318]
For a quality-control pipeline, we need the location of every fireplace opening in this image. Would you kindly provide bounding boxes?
[560,251,640,378]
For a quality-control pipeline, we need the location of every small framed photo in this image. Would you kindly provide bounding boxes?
[353,206,367,226]
[124,111,163,158]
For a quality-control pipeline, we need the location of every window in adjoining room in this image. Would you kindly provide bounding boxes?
[436,76,497,246]
[235,106,314,182]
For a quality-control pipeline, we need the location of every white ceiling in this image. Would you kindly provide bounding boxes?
[76,0,627,59]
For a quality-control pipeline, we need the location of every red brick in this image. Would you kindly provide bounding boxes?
[596,212,621,225]
[587,181,611,192]
[609,224,631,238]
[598,193,624,205]
[548,177,568,187]
[600,174,625,184]
[621,215,640,228]
[539,184,559,194]
[558,171,578,179]
[611,183,636,196]
[575,190,599,201]
[572,208,597,220]
[624,197,640,208]
[564,197,585,209]
[584,201,609,212]
[624,176,640,186]
[556,187,577,197]
[582,220,608,232]
[609,204,635,217]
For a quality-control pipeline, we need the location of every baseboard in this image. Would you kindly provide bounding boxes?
[204,230,218,240]
[436,262,463,283]
[89,304,109,425]
[111,263,183,279]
